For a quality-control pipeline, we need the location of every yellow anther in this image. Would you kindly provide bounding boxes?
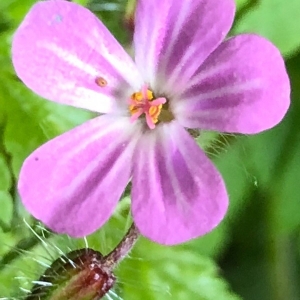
[129,105,139,115]
[147,90,153,100]
[128,85,167,129]
[149,105,163,124]
[132,92,143,102]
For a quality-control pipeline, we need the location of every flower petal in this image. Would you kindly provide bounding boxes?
[134,0,235,95]
[131,122,228,245]
[18,115,141,237]
[12,0,142,113]
[174,34,290,134]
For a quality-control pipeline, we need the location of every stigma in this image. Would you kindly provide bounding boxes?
[128,85,167,129]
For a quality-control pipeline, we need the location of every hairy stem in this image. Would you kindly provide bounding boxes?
[102,222,140,270]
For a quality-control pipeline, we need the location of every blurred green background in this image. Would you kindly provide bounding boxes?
[0,0,300,299]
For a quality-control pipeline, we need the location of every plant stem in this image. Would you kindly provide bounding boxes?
[102,222,140,270]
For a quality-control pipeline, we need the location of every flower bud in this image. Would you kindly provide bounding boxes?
[26,248,115,300]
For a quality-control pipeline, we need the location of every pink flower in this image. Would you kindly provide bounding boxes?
[12,0,290,245]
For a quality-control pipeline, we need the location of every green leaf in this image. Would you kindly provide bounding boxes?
[271,137,300,235]
[235,0,249,10]
[214,136,251,219]
[74,0,90,6]
[1,79,91,177]
[88,0,130,45]
[232,0,300,56]
[235,52,300,235]
[119,238,242,300]
[2,0,36,25]
[0,191,13,227]
[0,153,11,191]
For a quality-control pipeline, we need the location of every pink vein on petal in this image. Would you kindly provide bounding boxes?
[18,115,142,237]
[131,122,228,245]
[134,0,235,95]
[174,34,290,134]
[12,0,142,113]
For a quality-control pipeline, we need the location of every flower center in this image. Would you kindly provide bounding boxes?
[128,85,168,129]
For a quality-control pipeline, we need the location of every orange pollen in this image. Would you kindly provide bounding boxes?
[128,85,167,129]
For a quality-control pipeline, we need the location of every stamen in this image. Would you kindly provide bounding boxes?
[130,108,143,123]
[128,85,167,129]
